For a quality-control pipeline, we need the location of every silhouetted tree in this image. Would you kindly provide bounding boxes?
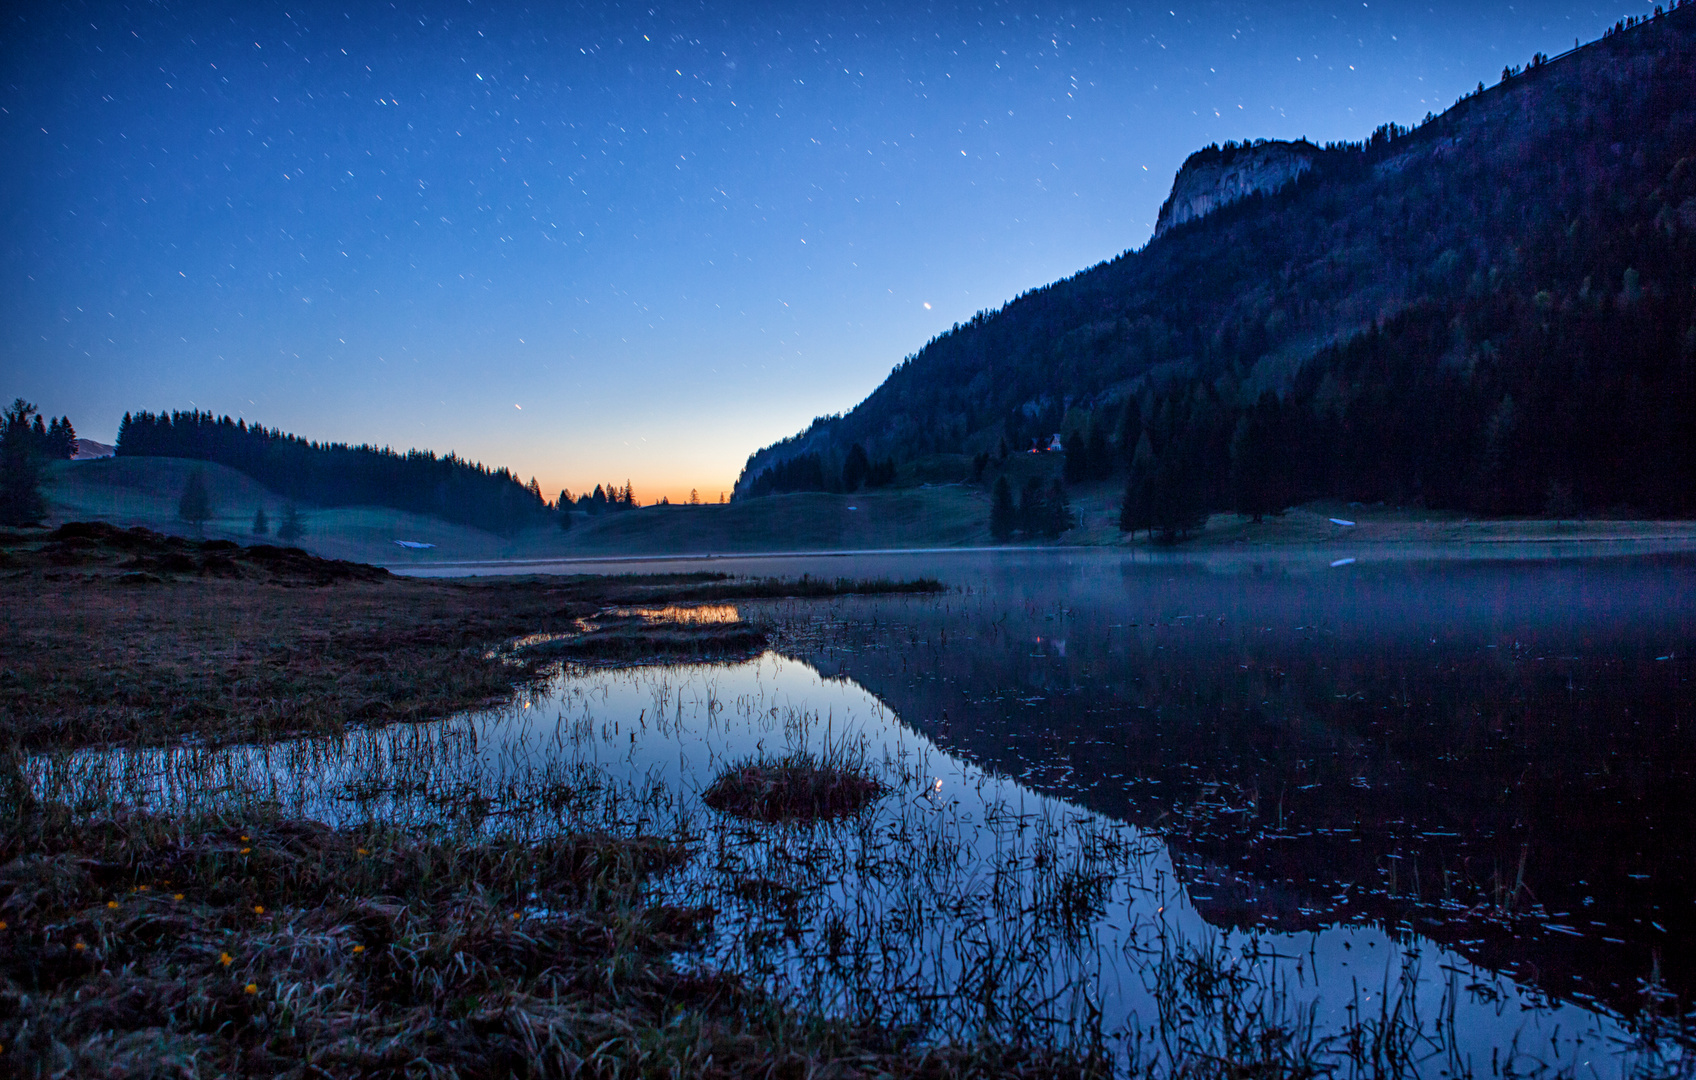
[1117,396,1144,470]
[1039,479,1075,537]
[1230,391,1289,522]
[46,416,76,461]
[0,398,47,526]
[1062,429,1087,484]
[251,507,270,536]
[277,502,304,542]
[842,443,872,491]
[1118,431,1157,537]
[1085,427,1112,481]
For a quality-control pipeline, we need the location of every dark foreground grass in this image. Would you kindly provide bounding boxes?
[0,801,1099,1078]
[0,523,944,753]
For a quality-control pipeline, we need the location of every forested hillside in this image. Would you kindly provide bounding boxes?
[116,410,552,536]
[736,6,1696,523]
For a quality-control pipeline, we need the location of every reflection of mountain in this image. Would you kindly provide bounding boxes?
[770,556,1696,1022]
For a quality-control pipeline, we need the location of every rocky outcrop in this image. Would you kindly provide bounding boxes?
[1154,140,1321,237]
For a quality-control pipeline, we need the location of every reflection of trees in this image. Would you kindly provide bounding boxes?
[767,564,1696,1021]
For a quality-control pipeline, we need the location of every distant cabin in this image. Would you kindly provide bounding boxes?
[1047,434,1064,453]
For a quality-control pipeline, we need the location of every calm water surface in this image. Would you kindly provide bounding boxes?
[55,550,1696,1073]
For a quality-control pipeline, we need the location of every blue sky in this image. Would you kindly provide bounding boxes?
[1,0,1644,500]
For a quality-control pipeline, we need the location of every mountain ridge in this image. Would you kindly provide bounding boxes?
[735,6,1696,519]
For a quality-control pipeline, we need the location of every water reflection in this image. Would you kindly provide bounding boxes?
[743,551,1696,1033]
[34,652,1681,1075]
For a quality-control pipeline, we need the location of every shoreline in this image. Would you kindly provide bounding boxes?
[384,529,1696,577]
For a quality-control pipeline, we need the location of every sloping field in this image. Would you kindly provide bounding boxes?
[43,458,520,564]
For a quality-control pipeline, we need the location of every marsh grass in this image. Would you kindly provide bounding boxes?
[0,768,1102,1079]
[701,738,888,823]
[17,663,1675,1079]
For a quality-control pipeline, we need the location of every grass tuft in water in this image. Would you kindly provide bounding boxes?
[702,750,889,823]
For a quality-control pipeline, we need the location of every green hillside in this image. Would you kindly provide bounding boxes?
[43,458,524,564]
[43,457,1010,562]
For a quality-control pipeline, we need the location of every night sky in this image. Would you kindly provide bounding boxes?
[1,1,1642,501]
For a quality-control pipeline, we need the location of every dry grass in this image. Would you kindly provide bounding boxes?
[0,523,942,753]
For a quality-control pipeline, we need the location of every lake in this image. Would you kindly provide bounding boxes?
[50,549,1696,1075]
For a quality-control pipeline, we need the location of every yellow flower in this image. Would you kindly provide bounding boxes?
[73,942,87,952]
[240,835,249,842]
[357,847,369,856]
[244,983,258,995]
[107,901,119,909]
[219,952,234,966]
[136,885,149,893]
[352,944,365,954]
[253,905,265,915]
[0,920,8,930]
[240,847,252,855]
[174,894,185,901]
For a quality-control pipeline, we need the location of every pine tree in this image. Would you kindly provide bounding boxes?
[1118,431,1157,537]
[177,469,212,532]
[277,502,304,542]
[1040,479,1075,537]
[1062,430,1085,484]
[1017,477,1045,536]
[0,399,47,526]
[989,475,1016,540]
[1085,427,1112,481]
[46,416,77,460]
[842,444,872,491]
[1230,391,1286,522]
[1117,396,1144,469]
[252,507,270,536]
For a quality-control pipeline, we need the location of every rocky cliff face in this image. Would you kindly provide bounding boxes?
[1154,140,1322,237]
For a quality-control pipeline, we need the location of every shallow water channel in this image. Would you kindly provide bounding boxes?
[46,550,1696,1076]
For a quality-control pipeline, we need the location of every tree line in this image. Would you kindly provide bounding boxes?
[0,399,77,526]
[990,476,1074,540]
[116,410,552,536]
[742,443,897,498]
